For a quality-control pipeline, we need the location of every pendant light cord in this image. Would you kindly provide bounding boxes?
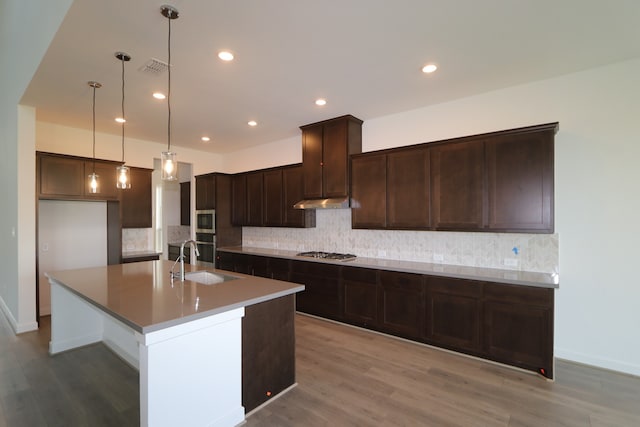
[121,56,126,163]
[92,84,96,173]
[167,11,172,152]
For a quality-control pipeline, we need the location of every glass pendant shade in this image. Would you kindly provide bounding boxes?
[116,165,131,189]
[161,151,178,181]
[88,172,99,194]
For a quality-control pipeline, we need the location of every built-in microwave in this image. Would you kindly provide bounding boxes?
[196,210,215,233]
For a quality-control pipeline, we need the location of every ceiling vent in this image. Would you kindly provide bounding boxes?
[139,58,169,75]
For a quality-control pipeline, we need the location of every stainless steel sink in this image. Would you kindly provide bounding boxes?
[183,271,239,285]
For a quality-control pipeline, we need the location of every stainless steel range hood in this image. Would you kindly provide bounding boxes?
[293,197,350,209]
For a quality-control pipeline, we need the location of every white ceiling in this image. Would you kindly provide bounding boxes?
[22,0,640,154]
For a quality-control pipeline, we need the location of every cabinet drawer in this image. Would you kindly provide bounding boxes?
[484,283,553,306]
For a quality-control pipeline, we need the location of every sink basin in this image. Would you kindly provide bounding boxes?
[183,271,239,285]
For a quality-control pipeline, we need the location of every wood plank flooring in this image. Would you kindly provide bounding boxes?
[1,312,639,426]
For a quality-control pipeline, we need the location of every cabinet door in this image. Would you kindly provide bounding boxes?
[378,271,424,339]
[121,167,152,228]
[216,251,234,271]
[263,169,283,226]
[301,125,324,199]
[180,181,191,226]
[242,295,295,413]
[282,165,315,228]
[291,261,341,320]
[342,266,378,328]
[246,172,264,226]
[86,160,120,200]
[351,154,387,228]
[322,119,349,197]
[387,147,430,229]
[486,131,554,232]
[195,174,216,210]
[425,277,482,354]
[231,174,247,226]
[431,140,485,230]
[268,257,291,281]
[39,154,85,198]
[483,283,554,378]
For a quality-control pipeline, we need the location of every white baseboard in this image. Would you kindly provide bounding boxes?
[0,296,39,334]
[555,348,640,377]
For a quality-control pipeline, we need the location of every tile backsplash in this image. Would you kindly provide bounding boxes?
[242,209,558,273]
[122,228,154,252]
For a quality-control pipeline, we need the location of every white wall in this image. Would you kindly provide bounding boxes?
[0,0,73,332]
[232,58,640,376]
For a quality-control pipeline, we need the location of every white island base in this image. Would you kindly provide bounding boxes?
[49,281,245,427]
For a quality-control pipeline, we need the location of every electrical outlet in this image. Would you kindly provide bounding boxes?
[42,243,49,252]
[504,258,518,267]
[433,254,444,262]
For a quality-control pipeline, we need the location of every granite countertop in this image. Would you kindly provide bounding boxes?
[46,260,305,334]
[217,246,559,289]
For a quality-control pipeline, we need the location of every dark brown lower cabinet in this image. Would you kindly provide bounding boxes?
[342,266,378,328]
[290,261,341,321]
[425,277,482,354]
[268,258,291,281]
[242,294,295,413]
[378,271,424,340]
[216,251,555,378]
[483,283,554,378]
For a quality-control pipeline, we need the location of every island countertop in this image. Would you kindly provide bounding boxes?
[46,260,304,334]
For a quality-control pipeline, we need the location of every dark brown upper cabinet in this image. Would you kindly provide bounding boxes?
[300,115,362,199]
[195,173,216,210]
[431,139,485,230]
[246,171,264,226]
[231,173,247,226]
[351,145,430,230]
[38,152,120,201]
[263,169,283,226]
[351,122,557,233]
[121,167,152,228]
[486,127,554,232]
[180,181,190,226]
[351,153,387,228]
[432,123,557,233]
[387,146,431,229]
[232,165,315,228]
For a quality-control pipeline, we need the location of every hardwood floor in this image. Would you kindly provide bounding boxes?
[1,312,639,426]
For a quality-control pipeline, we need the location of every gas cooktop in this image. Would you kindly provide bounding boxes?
[296,251,357,261]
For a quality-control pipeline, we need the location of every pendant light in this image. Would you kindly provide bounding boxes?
[115,52,131,189]
[87,81,102,194]
[160,5,178,181]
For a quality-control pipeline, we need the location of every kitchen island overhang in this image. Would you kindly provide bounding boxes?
[46,260,304,427]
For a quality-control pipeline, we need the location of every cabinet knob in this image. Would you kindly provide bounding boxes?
[320,162,324,166]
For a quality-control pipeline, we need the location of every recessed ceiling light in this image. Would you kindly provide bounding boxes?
[153,92,166,100]
[248,120,257,127]
[115,117,126,123]
[422,64,437,74]
[315,98,327,106]
[201,136,210,142]
[218,51,234,61]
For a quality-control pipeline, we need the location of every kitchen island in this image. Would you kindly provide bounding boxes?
[46,260,304,427]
